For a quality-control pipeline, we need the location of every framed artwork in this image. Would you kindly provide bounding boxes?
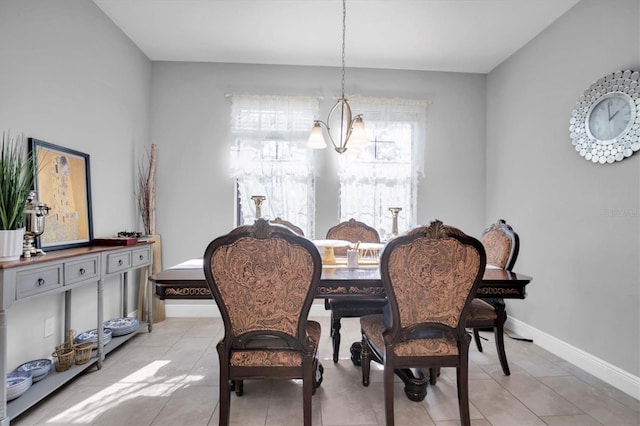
[29,139,93,250]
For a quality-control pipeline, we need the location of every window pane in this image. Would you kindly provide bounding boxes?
[338,98,427,238]
[230,95,318,237]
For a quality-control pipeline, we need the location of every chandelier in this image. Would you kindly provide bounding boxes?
[307,0,368,154]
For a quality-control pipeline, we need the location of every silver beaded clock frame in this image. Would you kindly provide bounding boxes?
[569,70,640,164]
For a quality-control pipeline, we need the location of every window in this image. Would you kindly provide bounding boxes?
[338,97,427,239]
[230,95,318,236]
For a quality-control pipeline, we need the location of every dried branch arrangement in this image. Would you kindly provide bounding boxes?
[136,144,156,235]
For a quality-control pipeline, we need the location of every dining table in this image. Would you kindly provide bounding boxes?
[149,258,532,401]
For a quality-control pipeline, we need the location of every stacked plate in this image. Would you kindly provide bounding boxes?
[16,359,52,383]
[7,371,32,401]
[104,317,139,337]
[75,328,113,348]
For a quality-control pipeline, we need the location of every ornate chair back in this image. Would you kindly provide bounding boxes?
[385,220,485,341]
[480,219,519,270]
[203,218,323,425]
[326,218,380,256]
[271,217,305,236]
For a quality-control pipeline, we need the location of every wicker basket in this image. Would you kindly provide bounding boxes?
[73,341,94,365]
[52,347,75,372]
[55,330,76,352]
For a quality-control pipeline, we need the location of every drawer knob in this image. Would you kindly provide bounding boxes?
[36,278,45,287]
[139,255,144,261]
[118,259,123,266]
[79,268,86,275]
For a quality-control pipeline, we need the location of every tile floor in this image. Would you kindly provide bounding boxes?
[11,316,640,426]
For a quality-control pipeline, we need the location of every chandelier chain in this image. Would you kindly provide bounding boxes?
[341,0,346,98]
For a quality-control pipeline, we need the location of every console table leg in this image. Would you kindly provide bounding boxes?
[97,279,104,369]
[0,308,8,426]
[64,290,71,332]
[147,272,153,332]
[122,271,128,317]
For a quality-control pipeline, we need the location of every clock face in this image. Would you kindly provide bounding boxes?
[569,70,640,164]
[587,93,633,141]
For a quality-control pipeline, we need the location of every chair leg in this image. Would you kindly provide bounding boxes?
[219,371,231,426]
[457,336,471,426]
[494,300,510,375]
[303,362,313,426]
[473,328,483,352]
[235,379,244,396]
[331,312,342,363]
[384,360,396,426]
[361,337,371,387]
[428,367,439,385]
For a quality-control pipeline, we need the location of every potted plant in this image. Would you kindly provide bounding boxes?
[0,132,34,261]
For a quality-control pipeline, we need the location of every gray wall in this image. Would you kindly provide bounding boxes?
[487,0,640,376]
[150,63,487,268]
[0,0,151,369]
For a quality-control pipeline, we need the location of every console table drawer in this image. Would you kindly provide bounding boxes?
[106,251,132,274]
[65,255,100,285]
[132,247,150,267]
[16,265,63,299]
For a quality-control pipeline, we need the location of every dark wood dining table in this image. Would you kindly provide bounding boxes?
[150,259,532,301]
[149,259,532,401]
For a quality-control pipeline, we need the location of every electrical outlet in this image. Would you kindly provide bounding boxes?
[44,317,55,337]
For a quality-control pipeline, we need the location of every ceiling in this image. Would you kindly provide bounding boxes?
[93,0,580,74]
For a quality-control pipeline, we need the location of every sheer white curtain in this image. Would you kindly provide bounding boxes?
[229,94,319,236]
[338,97,428,239]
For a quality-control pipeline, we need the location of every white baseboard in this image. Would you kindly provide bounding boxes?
[506,316,640,400]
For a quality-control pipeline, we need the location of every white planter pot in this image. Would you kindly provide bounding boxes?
[0,228,25,261]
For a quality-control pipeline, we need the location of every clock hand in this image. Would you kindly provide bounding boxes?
[608,102,612,120]
[609,109,620,121]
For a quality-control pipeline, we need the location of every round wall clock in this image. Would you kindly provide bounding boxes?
[569,70,640,164]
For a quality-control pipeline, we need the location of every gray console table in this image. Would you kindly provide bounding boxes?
[0,242,153,425]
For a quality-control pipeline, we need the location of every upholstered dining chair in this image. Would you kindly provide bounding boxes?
[325,218,387,363]
[271,217,305,236]
[467,218,520,376]
[359,220,486,426]
[203,218,323,426]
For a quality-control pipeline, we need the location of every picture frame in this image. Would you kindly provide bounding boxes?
[29,138,94,250]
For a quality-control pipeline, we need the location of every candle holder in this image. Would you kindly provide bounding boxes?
[250,195,266,219]
[389,207,402,237]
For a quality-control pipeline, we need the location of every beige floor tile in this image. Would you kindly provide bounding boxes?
[319,368,380,425]
[435,420,492,426]
[266,386,323,425]
[512,354,572,377]
[469,379,546,425]
[214,380,271,426]
[540,376,640,426]
[491,370,584,416]
[150,384,217,425]
[539,414,603,425]
[423,374,484,422]
[555,361,640,412]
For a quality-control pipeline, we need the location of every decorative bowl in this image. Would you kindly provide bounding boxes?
[15,359,52,382]
[75,328,112,348]
[104,317,139,337]
[7,371,32,400]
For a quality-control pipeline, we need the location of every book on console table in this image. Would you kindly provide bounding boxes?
[94,237,139,246]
